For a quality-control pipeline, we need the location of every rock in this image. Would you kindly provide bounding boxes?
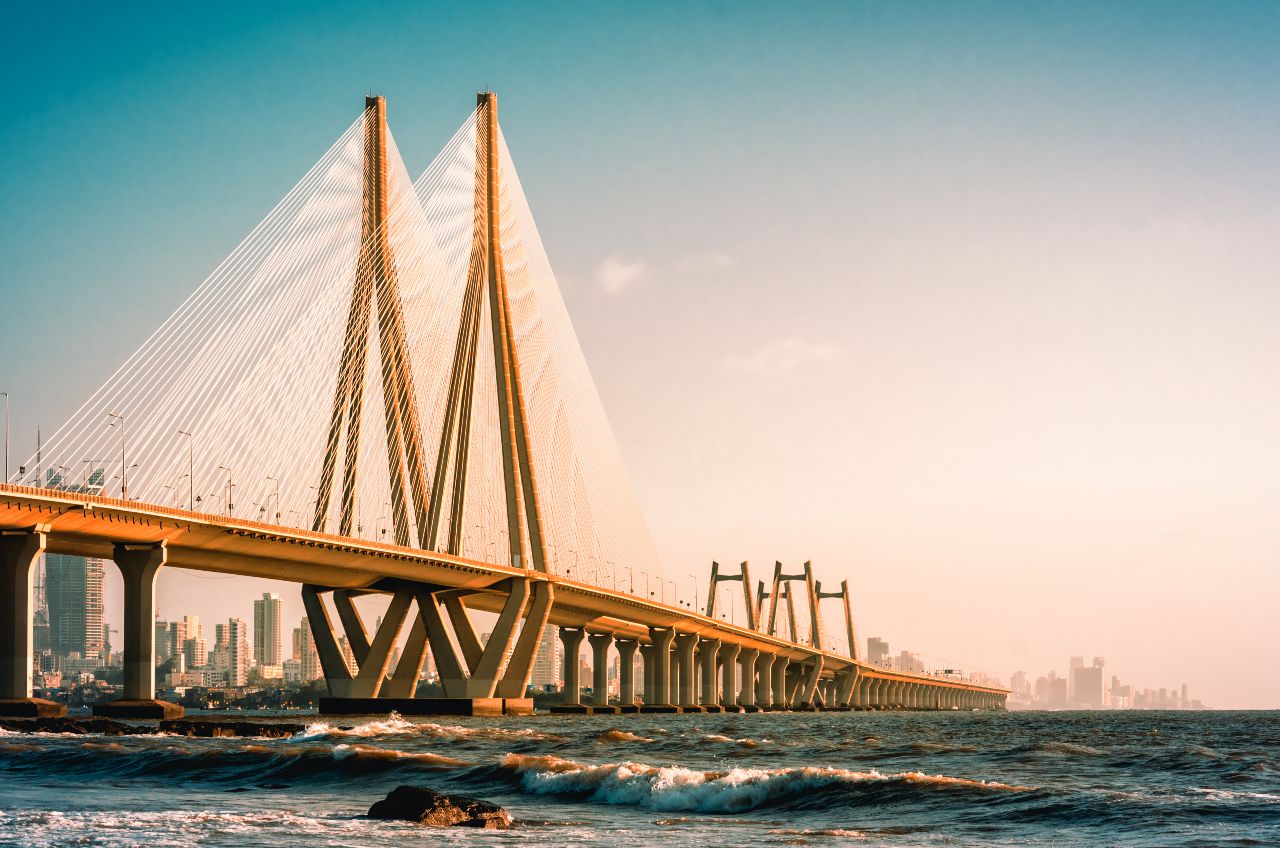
[0,717,150,736]
[158,719,305,738]
[368,786,511,829]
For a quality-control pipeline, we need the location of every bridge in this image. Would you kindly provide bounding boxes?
[0,93,1007,719]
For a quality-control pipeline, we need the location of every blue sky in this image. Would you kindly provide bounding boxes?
[3,2,1280,706]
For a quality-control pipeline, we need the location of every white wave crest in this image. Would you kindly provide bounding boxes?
[291,712,415,740]
[501,754,1030,813]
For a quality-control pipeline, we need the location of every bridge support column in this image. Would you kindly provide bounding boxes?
[641,627,676,711]
[96,543,181,719]
[835,669,856,708]
[639,643,655,705]
[797,657,823,709]
[755,653,776,709]
[615,638,638,709]
[674,633,698,708]
[0,529,64,718]
[718,643,741,711]
[559,627,585,705]
[589,632,613,707]
[858,678,870,708]
[738,648,759,710]
[772,657,789,708]
[697,638,720,710]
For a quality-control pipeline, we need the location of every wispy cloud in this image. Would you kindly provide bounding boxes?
[724,338,844,375]
[595,255,648,295]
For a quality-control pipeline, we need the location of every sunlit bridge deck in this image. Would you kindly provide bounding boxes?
[0,91,1006,719]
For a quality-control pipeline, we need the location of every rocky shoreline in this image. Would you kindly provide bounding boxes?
[0,716,309,738]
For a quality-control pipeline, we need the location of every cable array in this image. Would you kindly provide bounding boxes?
[19,102,667,591]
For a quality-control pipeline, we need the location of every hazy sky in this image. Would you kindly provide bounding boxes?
[2,2,1278,707]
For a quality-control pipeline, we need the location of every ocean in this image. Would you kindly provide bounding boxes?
[0,710,1275,846]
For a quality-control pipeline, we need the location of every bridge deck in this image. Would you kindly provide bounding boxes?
[1,484,1006,695]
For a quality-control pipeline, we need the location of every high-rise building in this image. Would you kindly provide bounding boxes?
[1070,662,1105,708]
[253,592,282,667]
[155,620,172,664]
[293,618,321,681]
[178,616,206,668]
[213,618,250,686]
[45,553,106,658]
[866,637,890,666]
[530,624,561,691]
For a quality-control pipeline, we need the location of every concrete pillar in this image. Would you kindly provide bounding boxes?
[718,643,740,706]
[0,530,45,701]
[616,638,638,706]
[588,632,613,706]
[772,657,788,708]
[115,543,167,701]
[559,627,585,705]
[698,638,720,705]
[648,627,675,705]
[756,653,776,708]
[674,633,698,706]
[639,643,655,703]
[738,648,759,707]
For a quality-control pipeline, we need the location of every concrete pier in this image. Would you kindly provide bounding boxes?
[0,529,65,719]
[94,543,182,720]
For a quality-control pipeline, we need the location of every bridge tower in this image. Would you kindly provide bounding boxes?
[305,93,554,714]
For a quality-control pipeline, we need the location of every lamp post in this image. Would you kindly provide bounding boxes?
[217,466,233,516]
[177,430,194,509]
[1,391,8,483]
[265,476,280,523]
[107,412,127,499]
[688,573,699,614]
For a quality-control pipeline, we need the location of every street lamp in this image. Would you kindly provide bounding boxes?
[217,466,233,516]
[1,391,9,483]
[107,412,127,499]
[688,573,699,614]
[177,430,194,509]
[265,476,280,523]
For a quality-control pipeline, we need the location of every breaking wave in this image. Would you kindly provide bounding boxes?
[0,739,467,785]
[496,753,1032,813]
[595,729,654,744]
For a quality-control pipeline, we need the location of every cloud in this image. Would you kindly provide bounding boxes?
[724,338,845,376]
[594,255,648,294]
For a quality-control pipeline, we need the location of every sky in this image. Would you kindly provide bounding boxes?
[2,1,1278,707]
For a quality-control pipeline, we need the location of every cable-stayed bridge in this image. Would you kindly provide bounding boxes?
[0,94,1007,718]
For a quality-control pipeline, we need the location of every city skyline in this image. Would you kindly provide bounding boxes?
[3,2,1279,708]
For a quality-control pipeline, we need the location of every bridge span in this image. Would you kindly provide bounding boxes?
[1,91,1006,719]
[1,485,1006,717]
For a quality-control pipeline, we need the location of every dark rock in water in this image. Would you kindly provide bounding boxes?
[368,786,511,829]
[0,717,150,736]
[159,719,305,738]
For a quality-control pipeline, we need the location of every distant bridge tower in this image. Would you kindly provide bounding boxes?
[705,561,757,630]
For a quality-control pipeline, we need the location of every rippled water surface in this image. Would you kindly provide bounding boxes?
[1,710,1276,846]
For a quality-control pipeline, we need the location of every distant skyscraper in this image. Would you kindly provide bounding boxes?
[45,553,106,658]
[253,593,282,667]
[214,618,250,686]
[866,637,890,666]
[293,618,321,681]
[531,624,562,691]
[179,616,206,668]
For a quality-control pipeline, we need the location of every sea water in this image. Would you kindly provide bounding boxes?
[0,710,1275,846]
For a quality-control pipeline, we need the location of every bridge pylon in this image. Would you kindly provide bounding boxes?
[309,93,554,714]
[705,560,758,629]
